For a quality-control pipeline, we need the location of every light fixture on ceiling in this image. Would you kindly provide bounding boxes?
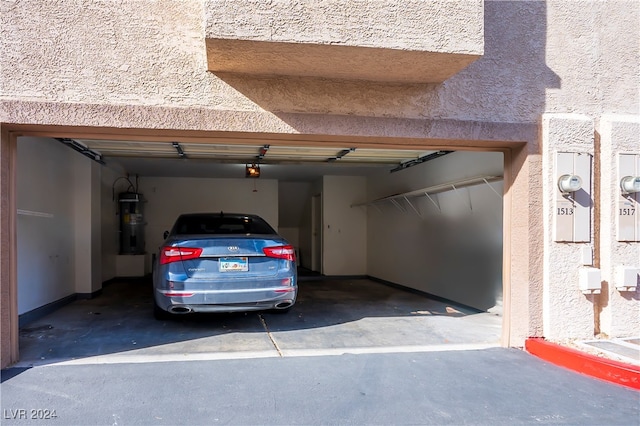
[55,138,105,165]
[246,163,260,178]
[390,150,453,173]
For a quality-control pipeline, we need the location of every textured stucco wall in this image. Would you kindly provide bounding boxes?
[542,114,596,340]
[544,3,640,116]
[599,115,640,337]
[508,143,545,343]
[205,0,483,53]
[1,1,637,124]
[0,0,257,112]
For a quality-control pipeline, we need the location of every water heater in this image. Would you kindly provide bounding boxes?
[119,192,145,255]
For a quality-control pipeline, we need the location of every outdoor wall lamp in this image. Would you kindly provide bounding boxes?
[620,176,640,194]
[557,174,583,194]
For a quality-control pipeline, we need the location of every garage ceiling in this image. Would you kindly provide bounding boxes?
[71,138,441,181]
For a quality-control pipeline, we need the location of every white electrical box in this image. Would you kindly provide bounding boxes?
[616,267,639,292]
[579,267,601,294]
[580,246,593,266]
[555,152,592,242]
[617,154,640,242]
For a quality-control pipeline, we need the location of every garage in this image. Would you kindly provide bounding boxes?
[4,0,639,372]
[14,132,504,364]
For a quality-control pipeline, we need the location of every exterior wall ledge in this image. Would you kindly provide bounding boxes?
[0,100,536,145]
[205,0,483,83]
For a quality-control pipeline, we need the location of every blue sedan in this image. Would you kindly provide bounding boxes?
[153,213,297,319]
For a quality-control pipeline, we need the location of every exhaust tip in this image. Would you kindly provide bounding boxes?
[274,301,293,309]
[169,306,192,314]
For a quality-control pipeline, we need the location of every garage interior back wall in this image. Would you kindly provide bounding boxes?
[278,180,315,262]
[140,176,279,272]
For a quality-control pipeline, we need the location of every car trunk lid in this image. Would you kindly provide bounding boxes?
[169,236,290,279]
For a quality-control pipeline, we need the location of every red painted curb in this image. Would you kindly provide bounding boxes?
[525,338,640,390]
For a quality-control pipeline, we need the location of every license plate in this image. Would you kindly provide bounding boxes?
[219,257,248,272]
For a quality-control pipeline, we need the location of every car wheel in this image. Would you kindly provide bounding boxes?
[153,299,171,320]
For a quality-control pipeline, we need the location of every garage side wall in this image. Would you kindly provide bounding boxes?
[366,152,504,311]
[16,138,76,315]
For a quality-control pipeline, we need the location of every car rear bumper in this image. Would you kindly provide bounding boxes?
[154,286,297,314]
[162,299,296,314]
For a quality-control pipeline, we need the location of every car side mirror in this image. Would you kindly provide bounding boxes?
[163,231,169,240]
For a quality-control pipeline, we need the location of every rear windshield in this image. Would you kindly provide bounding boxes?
[172,215,277,235]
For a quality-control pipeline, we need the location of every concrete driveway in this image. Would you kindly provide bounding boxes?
[5,278,639,425]
[2,349,638,425]
[16,277,501,366]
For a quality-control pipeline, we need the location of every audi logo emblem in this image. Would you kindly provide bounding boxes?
[227,246,240,252]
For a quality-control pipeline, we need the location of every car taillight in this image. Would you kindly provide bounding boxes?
[263,245,296,261]
[159,247,203,264]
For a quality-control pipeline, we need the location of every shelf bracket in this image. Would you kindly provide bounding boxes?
[452,184,472,211]
[483,178,503,199]
[350,175,503,211]
[403,196,422,217]
[424,193,441,213]
[390,199,406,213]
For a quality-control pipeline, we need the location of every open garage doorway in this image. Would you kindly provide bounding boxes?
[13,133,505,365]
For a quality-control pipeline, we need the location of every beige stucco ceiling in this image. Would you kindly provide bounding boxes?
[206,39,481,84]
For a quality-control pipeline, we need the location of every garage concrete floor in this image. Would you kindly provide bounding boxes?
[17,278,502,367]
